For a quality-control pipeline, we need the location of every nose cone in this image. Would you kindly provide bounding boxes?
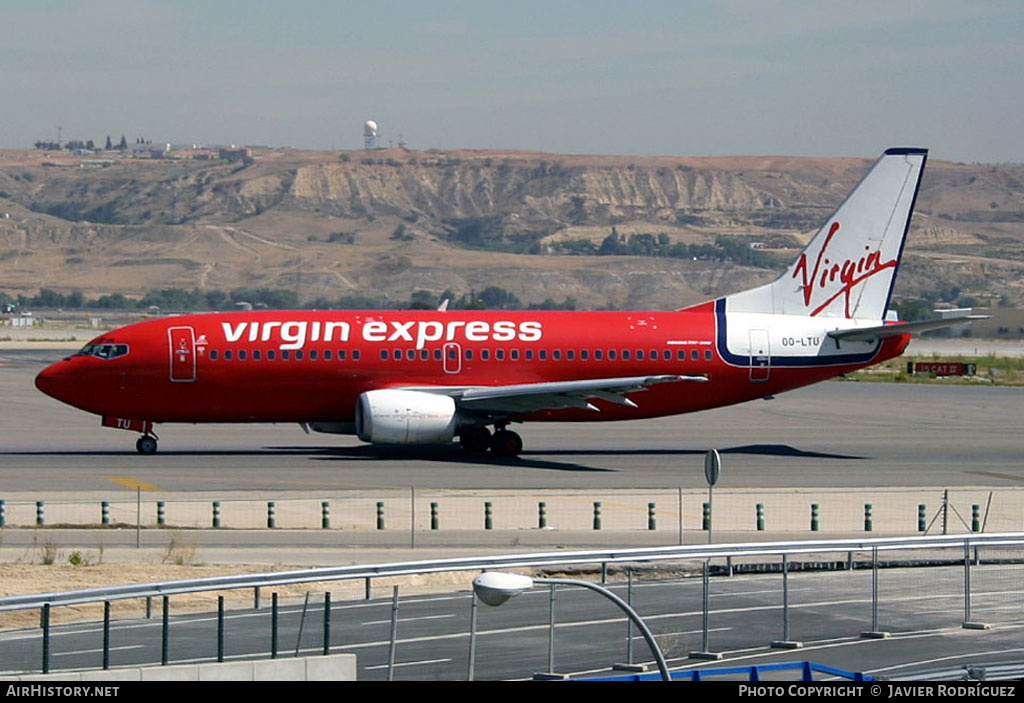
[35,360,73,404]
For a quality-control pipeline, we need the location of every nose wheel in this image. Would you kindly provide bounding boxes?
[136,434,158,455]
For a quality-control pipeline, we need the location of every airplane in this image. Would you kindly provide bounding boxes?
[35,147,981,457]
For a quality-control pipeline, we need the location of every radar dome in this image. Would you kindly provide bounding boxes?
[364,120,378,135]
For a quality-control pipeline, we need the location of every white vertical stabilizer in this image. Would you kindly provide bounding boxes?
[725,148,927,321]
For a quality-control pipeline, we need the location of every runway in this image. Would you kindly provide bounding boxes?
[2,349,1023,492]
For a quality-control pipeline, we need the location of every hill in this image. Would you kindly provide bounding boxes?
[1,147,1022,310]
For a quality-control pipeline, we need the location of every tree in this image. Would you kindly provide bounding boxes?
[118,135,127,151]
[105,136,113,150]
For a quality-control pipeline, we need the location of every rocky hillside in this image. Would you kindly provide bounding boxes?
[1,147,1022,310]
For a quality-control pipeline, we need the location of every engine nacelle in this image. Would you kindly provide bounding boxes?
[355,389,460,445]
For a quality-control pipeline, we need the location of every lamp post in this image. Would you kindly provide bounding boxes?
[472,572,671,681]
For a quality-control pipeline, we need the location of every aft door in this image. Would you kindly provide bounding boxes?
[748,329,770,382]
[168,326,197,382]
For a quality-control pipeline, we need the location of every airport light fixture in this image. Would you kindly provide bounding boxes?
[471,572,671,681]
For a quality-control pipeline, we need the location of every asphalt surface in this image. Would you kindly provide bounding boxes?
[3,347,1024,680]
[3,563,1024,681]
[2,349,1023,491]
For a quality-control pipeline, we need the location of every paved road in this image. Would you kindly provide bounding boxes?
[3,350,1023,491]
[3,563,1023,680]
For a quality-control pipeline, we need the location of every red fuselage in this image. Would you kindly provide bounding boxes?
[35,301,910,426]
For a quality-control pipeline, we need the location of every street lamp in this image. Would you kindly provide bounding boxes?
[472,572,672,681]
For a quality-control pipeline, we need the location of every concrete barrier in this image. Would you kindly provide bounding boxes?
[3,653,357,682]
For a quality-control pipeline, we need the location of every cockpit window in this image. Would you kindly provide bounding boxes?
[74,343,129,360]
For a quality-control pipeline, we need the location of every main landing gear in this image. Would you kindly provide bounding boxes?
[459,425,523,458]
[135,432,159,455]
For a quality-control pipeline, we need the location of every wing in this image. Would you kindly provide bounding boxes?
[398,374,707,416]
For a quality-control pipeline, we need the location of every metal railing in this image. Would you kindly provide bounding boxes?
[3,533,1023,678]
[2,533,1022,612]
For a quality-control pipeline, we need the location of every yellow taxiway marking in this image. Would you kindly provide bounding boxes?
[104,476,161,492]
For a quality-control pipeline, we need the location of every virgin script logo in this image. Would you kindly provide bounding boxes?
[792,222,897,318]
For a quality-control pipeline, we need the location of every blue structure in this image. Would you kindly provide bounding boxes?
[583,661,872,682]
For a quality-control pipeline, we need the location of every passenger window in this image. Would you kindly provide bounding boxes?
[525,349,534,360]
[433,349,442,361]
[481,349,490,360]
[238,350,247,361]
[323,350,331,360]
[566,350,575,360]
[210,350,219,361]
[705,350,713,360]
[594,350,603,360]
[663,350,671,361]
[510,349,519,360]
[380,350,388,360]
[635,350,644,360]
[224,350,233,361]
[407,349,416,361]
[253,350,262,360]
[581,350,589,360]
[295,350,304,360]
[465,349,474,360]
[496,349,505,360]
[608,350,617,360]
[352,350,361,361]
[678,350,686,361]
[691,350,699,361]
[622,350,630,360]
[267,350,276,360]
[539,350,547,360]
[420,349,429,360]
[393,349,402,361]
[281,350,290,360]
[309,350,318,360]
[337,350,346,360]
[552,350,561,360]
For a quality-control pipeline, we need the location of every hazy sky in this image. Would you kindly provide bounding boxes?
[4,1,1022,162]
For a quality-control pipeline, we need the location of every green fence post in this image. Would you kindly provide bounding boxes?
[538,501,547,529]
[157,501,165,527]
[756,503,765,531]
[811,503,819,532]
[972,505,980,533]
[648,502,656,531]
[376,502,385,530]
[702,502,710,531]
[918,504,926,532]
[484,502,493,530]
[212,501,221,528]
[593,502,602,530]
[267,501,276,529]
[321,501,330,529]
[430,502,439,530]
[864,504,873,532]
[101,501,110,526]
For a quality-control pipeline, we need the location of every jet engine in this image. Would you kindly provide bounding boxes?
[355,389,460,444]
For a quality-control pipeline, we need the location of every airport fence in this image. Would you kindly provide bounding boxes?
[0,534,1022,679]
[1,487,1022,537]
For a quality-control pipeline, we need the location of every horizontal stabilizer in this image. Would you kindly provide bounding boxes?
[827,315,989,343]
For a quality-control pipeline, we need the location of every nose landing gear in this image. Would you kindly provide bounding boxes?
[135,433,159,455]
